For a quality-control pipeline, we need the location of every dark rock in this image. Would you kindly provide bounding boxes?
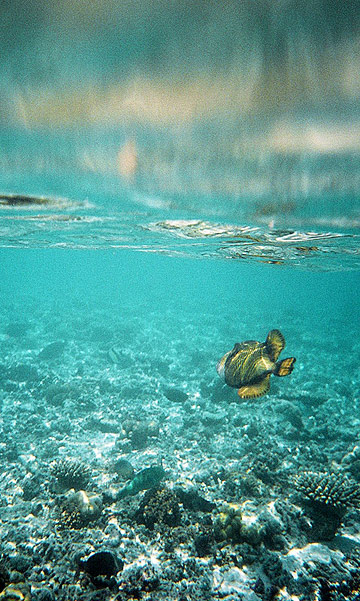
[194,533,214,557]
[5,321,30,338]
[6,364,40,383]
[0,562,9,592]
[90,326,113,342]
[0,438,19,461]
[8,554,32,574]
[38,341,65,360]
[201,411,227,426]
[175,488,216,512]
[130,426,148,449]
[81,551,123,581]
[116,563,159,599]
[262,551,290,590]
[97,420,119,433]
[22,474,42,501]
[347,459,360,482]
[164,387,188,403]
[32,589,55,601]
[122,419,160,449]
[277,401,304,429]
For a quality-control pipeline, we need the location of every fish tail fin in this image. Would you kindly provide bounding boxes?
[265,329,285,361]
[273,357,296,377]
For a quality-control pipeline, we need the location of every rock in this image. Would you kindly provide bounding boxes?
[163,387,188,403]
[5,321,30,338]
[31,589,55,601]
[201,411,227,426]
[175,488,216,512]
[38,341,65,360]
[213,567,261,600]
[6,364,40,383]
[81,550,123,580]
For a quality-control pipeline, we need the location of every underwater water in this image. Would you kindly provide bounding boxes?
[1,1,360,600]
[0,177,360,601]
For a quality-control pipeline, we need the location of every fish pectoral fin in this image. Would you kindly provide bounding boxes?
[237,375,271,399]
[265,329,285,361]
[273,357,296,376]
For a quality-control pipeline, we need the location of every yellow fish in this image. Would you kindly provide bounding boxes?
[217,329,296,399]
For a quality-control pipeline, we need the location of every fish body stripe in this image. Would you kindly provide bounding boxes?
[224,344,273,388]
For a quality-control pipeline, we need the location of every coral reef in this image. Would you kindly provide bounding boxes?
[56,490,102,529]
[214,503,243,543]
[294,471,360,540]
[294,471,360,514]
[135,487,181,530]
[1,290,360,600]
[50,458,91,491]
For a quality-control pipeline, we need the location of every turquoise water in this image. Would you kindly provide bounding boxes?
[1,2,360,598]
[1,247,359,327]
[1,171,360,599]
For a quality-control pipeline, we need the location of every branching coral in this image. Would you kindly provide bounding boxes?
[294,471,360,515]
[50,458,91,491]
[294,471,360,540]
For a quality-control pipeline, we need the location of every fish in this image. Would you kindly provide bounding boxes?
[108,346,122,364]
[217,329,296,399]
[116,465,166,500]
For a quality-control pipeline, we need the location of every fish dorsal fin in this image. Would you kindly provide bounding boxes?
[238,374,271,399]
[265,329,285,361]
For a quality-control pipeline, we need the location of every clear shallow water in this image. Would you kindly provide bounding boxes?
[1,3,360,597]
[1,246,359,389]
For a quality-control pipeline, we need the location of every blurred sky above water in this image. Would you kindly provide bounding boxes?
[1,0,360,214]
[2,0,360,125]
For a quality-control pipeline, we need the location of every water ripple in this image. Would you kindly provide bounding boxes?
[145,220,358,270]
[0,195,358,271]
